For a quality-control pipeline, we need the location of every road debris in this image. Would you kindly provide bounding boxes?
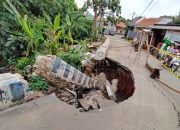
[150,68,160,79]
[105,80,117,102]
[111,79,118,93]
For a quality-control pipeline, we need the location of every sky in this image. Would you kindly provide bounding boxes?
[75,0,180,19]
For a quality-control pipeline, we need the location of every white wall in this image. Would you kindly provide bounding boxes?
[165,31,180,42]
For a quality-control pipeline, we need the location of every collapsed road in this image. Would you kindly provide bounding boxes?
[0,35,179,130]
[33,55,135,111]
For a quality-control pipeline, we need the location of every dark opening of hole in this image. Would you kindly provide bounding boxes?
[94,58,135,102]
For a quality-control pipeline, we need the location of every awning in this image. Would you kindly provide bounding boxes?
[152,25,180,31]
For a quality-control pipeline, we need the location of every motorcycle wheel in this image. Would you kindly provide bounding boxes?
[172,65,178,72]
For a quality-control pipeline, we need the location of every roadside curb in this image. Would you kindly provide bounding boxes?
[145,62,180,94]
[95,36,110,60]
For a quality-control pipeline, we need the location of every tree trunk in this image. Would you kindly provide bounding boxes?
[98,12,103,34]
[90,12,97,44]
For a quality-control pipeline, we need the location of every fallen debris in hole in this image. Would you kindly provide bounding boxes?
[105,80,117,102]
[33,55,135,112]
[94,58,135,102]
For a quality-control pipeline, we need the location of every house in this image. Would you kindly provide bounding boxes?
[125,17,173,39]
[151,24,180,47]
[116,22,126,34]
[135,18,161,28]
[124,17,142,38]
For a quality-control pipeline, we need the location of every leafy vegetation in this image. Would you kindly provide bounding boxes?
[28,75,49,91]
[0,0,124,95]
[15,57,32,70]
[107,16,127,25]
[0,0,92,67]
[173,12,180,24]
[58,47,85,70]
[86,0,121,41]
[0,0,121,71]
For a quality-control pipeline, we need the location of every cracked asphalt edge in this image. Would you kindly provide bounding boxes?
[152,80,180,128]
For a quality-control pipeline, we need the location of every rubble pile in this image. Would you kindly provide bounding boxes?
[55,88,103,112]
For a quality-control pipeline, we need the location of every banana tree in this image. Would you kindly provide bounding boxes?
[44,13,66,54]
[65,15,74,45]
[4,0,45,56]
[64,12,88,45]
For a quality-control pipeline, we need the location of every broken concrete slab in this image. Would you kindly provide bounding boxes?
[94,37,110,61]
[78,90,104,111]
[79,96,100,111]
[105,80,117,102]
[111,79,118,93]
[34,55,95,89]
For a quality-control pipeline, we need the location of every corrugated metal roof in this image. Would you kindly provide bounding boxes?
[152,25,180,30]
[128,17,142,26]
[156,18,173,24]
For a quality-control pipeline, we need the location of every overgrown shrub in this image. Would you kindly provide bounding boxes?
[58,48,84,70]
[15,57,32,70]
[28,75,48,91]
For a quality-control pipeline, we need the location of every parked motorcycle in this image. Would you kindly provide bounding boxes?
[171,62,179,72]
[169,53,180,72]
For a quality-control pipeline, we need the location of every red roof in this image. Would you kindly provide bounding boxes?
[135,18,161,27]
[116,22,126,28]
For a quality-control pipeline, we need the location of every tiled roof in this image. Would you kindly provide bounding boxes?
[116,22,126,28]
[135,18,161,27]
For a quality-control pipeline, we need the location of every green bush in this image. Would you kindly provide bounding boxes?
[28,75,48,91]
[15,57,32,70]
[58,48,84,70]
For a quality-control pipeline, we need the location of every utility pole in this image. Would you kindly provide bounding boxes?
[132,12,135,20]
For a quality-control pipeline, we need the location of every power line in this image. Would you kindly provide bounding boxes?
[144,0,160,16]
[140,0,154,16]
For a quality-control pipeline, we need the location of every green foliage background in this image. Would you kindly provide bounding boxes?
[0,0,92,67]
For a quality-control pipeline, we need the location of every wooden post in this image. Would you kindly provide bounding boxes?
[134,31,144,63]
[146,32,154,63]
[138,32,147,60]
[128,32,141,58]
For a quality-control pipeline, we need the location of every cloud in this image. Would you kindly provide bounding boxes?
[121,0,180,19]
[75,0,180,19]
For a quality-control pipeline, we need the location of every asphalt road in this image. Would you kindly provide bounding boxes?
[147,56,180,90]
[0,35,179,130]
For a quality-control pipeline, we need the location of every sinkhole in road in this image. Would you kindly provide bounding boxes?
[51,57,135,111]
[95,58,135,102]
